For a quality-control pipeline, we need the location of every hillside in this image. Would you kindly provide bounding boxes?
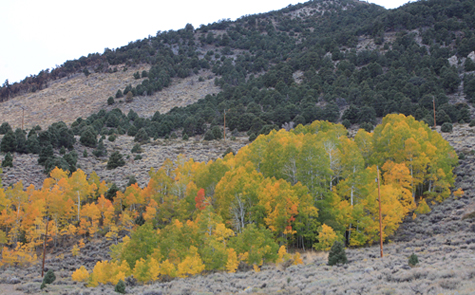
[0,123,474,294]
[1,0,475,294]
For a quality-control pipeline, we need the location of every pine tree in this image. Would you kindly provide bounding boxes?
[38,144,54,165]
[328,241,347,266]
[0,130,16,153]
[2,152,13,167]
[26,135,40,154]
[114,279,126,293]
[107,152,125,170]
[408,253,419,267]
[134,128,149,143]
[80,127,97,148]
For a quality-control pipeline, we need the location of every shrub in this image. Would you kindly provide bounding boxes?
[83,150,88,157]
[248,133,257,142]
[341,119,351,129]
[127,175,137,186]
[134,128,149,143]
[41,270,56,289]
[409,253,419,267]
[92,140,107,157]
[182,133,189,141]
[469,120,475,127]
[2,152,13,167]
[80,128,97,148]
[131,143,142,153]
[134,154,142,161]
[107,152,126,170]
[211,126,223,140]
[441,122,453,133]
[328,241,347,266]
[203,130,215,141]
[125,91,133,103]
[59,146,66,155]
[108,96,115,105]
[127,125,138,137]
[360,122,374,132]
[109,134,117,142]
[115,279,126,294]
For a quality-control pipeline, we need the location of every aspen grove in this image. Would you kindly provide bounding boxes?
[0,114,458,284]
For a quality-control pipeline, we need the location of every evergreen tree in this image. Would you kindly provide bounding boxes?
[2,152,13,167]
[107,151,125,170]
[38,144,54,166]
[0,122,12,134]
[92,139,107,157]
[328,241,347,266]
[107,96,115,105]
[80,127,97,148]
[0,130,16,153]
[41,270,56,289]
[134,128,149,143]
[14,129,27,153]
[105,183,120,201]
[408,253,419,266]
[26,135,40,154]
[114,279,126,294]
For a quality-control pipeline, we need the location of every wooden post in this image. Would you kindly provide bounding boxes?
[223,109,227,141]
[433,97,436,129]
[41,218,49,277]
[377,166,383,258]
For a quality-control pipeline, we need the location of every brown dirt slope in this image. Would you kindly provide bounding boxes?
[0,66,219,130]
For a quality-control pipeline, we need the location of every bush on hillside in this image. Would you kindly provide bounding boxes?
[328,241,347,266]
[107,151,125,170]
[441,122,453,133]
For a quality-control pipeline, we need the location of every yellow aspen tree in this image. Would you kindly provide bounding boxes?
[133,258,151,283]
[143,199,158,222]
[159,259,177,278]
[177,246,205,278]
[276,245,291,265]
[292,252,303,265]
[71,266,90,282]
[313,224,339,251]
[226,248,239,273]
[71,244,80,257]
[453,188,464,198]
[148,257,161,281]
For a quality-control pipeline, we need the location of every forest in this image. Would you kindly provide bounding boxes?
[0,0,472,288]
[1,0,475,140]
[0,114,461,283]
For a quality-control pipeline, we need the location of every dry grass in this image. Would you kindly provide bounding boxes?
[0,66,220,130]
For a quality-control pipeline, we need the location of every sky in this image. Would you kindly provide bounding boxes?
[0,0,414,84]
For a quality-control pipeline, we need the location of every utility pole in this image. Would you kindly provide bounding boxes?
[41,217,49,277]
[18,105,26,130]
[376,166,383,258]
[223,109,227,141]
[433,97,436,129]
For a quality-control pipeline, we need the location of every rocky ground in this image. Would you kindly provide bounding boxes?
[0,134,249,190]
[1,124,475,294]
